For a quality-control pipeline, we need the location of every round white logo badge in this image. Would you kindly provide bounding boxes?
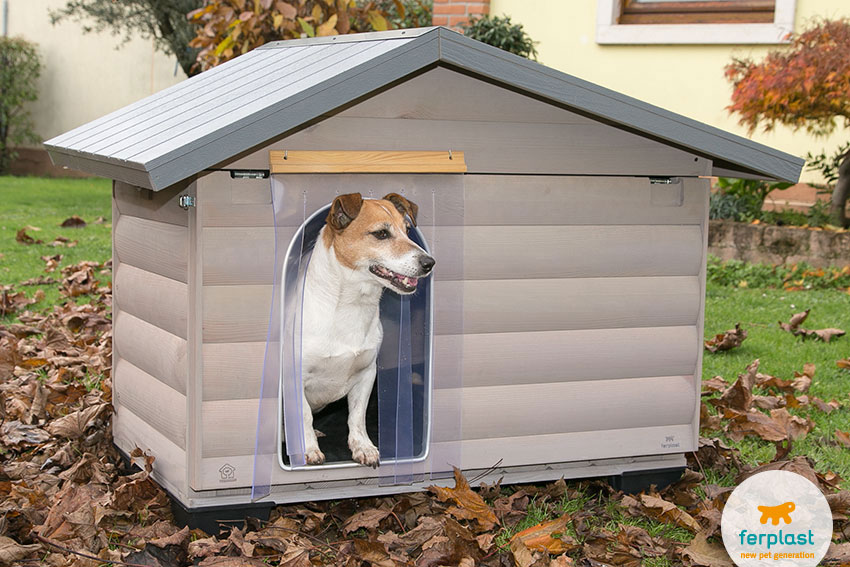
[721,470,832,566]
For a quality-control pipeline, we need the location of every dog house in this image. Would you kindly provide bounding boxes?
[45,27,803,519]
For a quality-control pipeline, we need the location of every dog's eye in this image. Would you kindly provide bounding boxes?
[372,229,391,240]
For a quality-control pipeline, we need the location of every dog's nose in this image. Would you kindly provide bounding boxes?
[419,255,435,273]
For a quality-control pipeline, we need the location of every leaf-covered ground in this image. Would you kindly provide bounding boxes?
[1,264,849,566]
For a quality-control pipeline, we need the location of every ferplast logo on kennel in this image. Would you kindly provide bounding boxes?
[721,470,832,566]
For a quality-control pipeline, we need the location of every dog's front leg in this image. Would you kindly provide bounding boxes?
[300,390,325,465]
[347,363,380,467]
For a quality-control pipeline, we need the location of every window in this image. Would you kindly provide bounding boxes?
[597,0,795,44]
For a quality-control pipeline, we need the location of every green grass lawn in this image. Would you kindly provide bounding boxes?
[0,175,112,314]
[702,284,850,480]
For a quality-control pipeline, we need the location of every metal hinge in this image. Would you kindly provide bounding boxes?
[649,177,675,185]
[178,195,196,210]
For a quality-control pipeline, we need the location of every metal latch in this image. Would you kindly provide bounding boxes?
[178,195,196,210]
[649,177,675,185]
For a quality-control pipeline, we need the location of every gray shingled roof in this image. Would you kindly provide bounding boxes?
[45,26,803,190]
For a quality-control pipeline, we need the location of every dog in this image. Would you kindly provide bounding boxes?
[299,192,435,466]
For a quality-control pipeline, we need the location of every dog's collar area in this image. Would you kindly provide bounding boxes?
[370,264,418,293]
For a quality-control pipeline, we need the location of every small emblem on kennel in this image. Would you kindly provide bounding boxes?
[219,463,237,482]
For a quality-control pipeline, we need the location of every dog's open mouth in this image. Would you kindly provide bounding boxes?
[370,265,419,293]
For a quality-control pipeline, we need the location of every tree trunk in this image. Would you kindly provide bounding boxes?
[831,150,850,228]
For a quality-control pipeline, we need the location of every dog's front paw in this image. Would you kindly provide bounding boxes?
[305,446,325,465]
[350,439,380,468]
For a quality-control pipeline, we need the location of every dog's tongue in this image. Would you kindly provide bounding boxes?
[403,276,418,287]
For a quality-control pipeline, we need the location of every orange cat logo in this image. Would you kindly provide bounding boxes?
[757,501,795,525]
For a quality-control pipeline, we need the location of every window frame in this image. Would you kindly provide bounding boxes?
[596,0,796,44]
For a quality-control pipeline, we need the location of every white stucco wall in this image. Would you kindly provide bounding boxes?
[6,0,186,143]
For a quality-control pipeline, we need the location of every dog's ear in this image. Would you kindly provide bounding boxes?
[327,193,363,231]
[383,193,418,227]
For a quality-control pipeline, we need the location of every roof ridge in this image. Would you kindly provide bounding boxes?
[259,26,439,49]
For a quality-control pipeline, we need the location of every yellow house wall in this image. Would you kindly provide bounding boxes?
[6,0,186,142]
[490,0,850,182]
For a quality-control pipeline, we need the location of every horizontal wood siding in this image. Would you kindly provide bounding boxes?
[200,375,695,458]
[433,377,696,441]
[222,68,710,177]
[112,402,187,498]
[113,263,188,339]
[203,276,700,342]
[114,181,189,226]
[197,423,693,490]
[203,341,267,400]
[202,325,698,401]
[200,174,705,227]
[196,170,706,482]
[113,311,188,395]
[114,358,187,449]
[114,215,189,282]
[202,224,703,285]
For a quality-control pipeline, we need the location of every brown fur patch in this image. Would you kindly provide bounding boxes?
[323,197,419,270]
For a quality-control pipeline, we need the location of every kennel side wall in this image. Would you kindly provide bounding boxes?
[111,180,193,501]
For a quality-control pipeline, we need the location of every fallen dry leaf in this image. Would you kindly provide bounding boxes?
[700,403,723,431]
[725,409,788,442]
[779,310,845,342]
[509,538,538,567]
[701,376,728,394]
[0,285,42,317]
[15,227,43,245]
[681,532,733,567]
[46,403,108,439]
[198,557,269,567]
[770,408,815,440]
[549,554,575,567]
[509,515,577,554]
[780,309,810,332]
[736,456,821,488]
[704,323,747,353]
[838,358,850,369]
[342,507,391,533]
[791,363,814,392]
[639,494,702,532]
[2,420,50,447]
[825,542,850,564]
[811,328,846,342]
[812,397,841,413]
[429,468,499,531]
[41,254,62,273]
[835,430,850,448]
[0,535,41,564]
[60,215,87,228]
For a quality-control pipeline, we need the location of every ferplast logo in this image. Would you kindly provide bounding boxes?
[721,470,832,567]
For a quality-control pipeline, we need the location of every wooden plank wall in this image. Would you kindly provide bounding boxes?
[222,67,712,178]
[112,181,189,497]
[196,171,708,491]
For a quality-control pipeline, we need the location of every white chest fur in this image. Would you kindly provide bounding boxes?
[300,230,384,410]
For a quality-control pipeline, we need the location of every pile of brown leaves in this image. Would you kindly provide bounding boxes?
[2,263,850,567]
[779,309,846,342]
[700,359,847,452]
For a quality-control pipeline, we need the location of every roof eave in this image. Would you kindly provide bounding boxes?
[45,144,154,189]
[434,28,803,183]
[144,30,443,191]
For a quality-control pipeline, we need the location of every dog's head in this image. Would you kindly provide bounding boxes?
[323,192,435,295]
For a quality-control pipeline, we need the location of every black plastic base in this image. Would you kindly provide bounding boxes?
[170,497,274,536]
[116,445,273,535]
[607,466,685,493]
